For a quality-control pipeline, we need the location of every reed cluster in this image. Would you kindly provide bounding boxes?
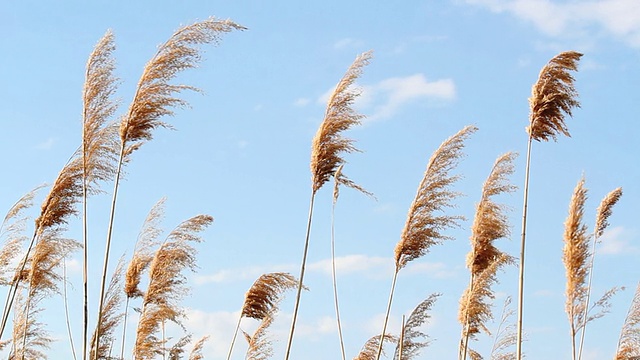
[0,17,636,360]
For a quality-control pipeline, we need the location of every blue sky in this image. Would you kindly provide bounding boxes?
[1,1,639,359]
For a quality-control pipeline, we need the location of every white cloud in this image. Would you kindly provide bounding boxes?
[403,261,456,278]
[598,226,637,255]
[308,254,393,277]
[308,254,455,279]
[333,38,364,50]
[182,309,242,358]
[194,264,296,285]
[316,74,455,122]
[465,0,640,47]
[359,74,456,121]
[294,97,311,107]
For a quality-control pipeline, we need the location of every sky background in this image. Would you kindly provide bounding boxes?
[1,0,640,359]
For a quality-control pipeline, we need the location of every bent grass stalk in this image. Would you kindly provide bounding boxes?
[284,50,372,360]
[376,125,476,360]
[516,50,582,360]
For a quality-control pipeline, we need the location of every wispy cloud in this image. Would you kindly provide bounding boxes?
[598,226,638,255]
[182,309,241,357]
[294,97,311,107]
[308,254,455,279]
[308,254,393,277]
[358,74,455,121]
[316,74,455,122]
[333,37,364,50]
[465,0,640,47]
[194,264,296,285]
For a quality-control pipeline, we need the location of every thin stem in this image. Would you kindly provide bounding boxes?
[577,234,600,360]
[516,135,534,360]
[284,190,316,360]
[331,196,346,360]
[398,315,405,360]
[226,314,242,360]
[93,145,125,359]
[459,273,475,360]
[82,158,89,360]
[375,268,399,360]
[120,297,131,360]
[63,258,78,360]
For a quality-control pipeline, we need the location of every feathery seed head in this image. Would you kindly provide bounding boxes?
[394,125,477,269]
[595,187,622,239]
[527,51,582,142]
[120,18,246,159]
[311,51,372,193]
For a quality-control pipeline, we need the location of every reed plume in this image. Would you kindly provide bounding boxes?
[89,258,124,360]
[95,18,244,355]
[10,292,51,360]
[1,149,95,338]
[577,187,622,359]
[516,50,582,360]
[285,50,372,360]
[120,198,166,358]
[227,272,298,360]
[376,125,476,360]
[0,187,43,286]
[14,227,79,359]
[189,336,209,360]
[354,334,397,360]
[133,214,213,359]
[394,125,477,269]
[81,29,120,360]
[616,282,640,359]
[490,297,517,360]
[393,293,439,360]
[563,177,589,360]
[168,335,191,360]
[459,152,517,359]
[246,312,276,360]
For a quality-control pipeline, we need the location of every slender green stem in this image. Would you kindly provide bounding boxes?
[516,135,534,360]
[93,145,125,359]
[284,190,316,360]
[226,314,242,360]
[331,198,346,360]
[375,268,399,360]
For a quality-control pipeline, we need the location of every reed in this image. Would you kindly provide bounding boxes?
[227,272,298,360]
[459,152,516,359]
[616,282,640,359]
[577,187,622,358]
[393,293,439,360]
[133,214,213,359]
[376,124,476,360]
[516,50,582,360]
[354,334,397,360]
[285,50,372,360]
[81,29,120,360]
